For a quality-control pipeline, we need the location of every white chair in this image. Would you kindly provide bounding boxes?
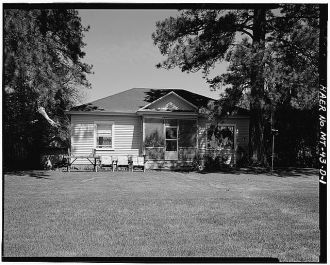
[132,156,146,172]
[100,156,115,172]
[117,156,129,171]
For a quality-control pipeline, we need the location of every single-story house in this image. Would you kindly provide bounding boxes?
[66,88,249,170]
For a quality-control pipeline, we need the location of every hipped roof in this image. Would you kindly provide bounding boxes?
[69,87,249,116]
[70,88,213,113]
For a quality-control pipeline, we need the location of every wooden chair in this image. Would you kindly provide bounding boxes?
[100,156,115,172]
[117,156,129,171]
[131,156,146,172]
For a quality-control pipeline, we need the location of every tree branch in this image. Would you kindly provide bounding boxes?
[242,25,253,30]
[37,106,59,127]
[238,29,253,39]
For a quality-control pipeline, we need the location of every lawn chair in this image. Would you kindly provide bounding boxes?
[117,156,129,171]
[131,156,146,172]
[100,156,115,172]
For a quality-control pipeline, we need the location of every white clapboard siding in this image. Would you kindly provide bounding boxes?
[70,114,142,164]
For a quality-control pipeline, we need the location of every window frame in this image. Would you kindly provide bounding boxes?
[94,121,115,150]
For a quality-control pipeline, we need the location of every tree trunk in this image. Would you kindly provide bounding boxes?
[248,8,268,166]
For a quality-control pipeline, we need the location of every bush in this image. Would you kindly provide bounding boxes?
[203,151,233,171]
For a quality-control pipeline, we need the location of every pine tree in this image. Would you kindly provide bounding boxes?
[152,5,320,166]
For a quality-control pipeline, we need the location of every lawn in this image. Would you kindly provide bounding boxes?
[3,168,319,261]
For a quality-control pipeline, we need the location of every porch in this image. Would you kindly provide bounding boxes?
[142,116,237,170]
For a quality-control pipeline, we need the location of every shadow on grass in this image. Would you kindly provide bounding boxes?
[198,167,318,178]
[4,170,51,179]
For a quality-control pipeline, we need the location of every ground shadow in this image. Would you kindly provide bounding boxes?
[4,170,51,179]
[197,167,318,178]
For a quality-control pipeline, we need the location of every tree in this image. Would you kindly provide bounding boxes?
[4,9,92,169]
[216,5,320,166]
[152,5,319,166]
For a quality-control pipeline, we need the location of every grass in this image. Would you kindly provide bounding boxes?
[3,168,319,261]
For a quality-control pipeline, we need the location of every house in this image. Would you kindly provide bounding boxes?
[66,88,249,170]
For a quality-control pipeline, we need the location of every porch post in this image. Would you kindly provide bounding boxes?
[234,126,238,166]
[142,116,145,156]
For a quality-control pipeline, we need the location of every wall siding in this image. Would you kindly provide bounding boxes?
[70,114,141,164]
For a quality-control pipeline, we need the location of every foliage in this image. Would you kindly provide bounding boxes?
[214,6,319,111]
[216,5,320,167]
[178,148,196,161]
[207,124,234,150]
[144,130,165,147]
[152,5,320,167]
[145,148,165,160]
[274,107,319,167]
[152,9,253,75]
[144,129,165,160]
[178,120,197,147]
[236,146,249,167]
[203,151,234,171]
[4,9,92,169]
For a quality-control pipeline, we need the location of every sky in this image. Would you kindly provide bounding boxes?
[78,9,229,104]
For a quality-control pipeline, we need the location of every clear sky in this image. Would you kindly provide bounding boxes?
[78,9,229,104]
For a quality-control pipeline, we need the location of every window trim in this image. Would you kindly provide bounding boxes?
[94,121,115,150]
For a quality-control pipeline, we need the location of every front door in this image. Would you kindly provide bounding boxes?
[165,120,178,160]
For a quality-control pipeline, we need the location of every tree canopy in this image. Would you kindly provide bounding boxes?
[152,5,320,166]
[4,8,92,169]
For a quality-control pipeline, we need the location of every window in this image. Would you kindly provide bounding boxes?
[165,120,178,152]
[95,122,114,149]
[144,118,165,160]
[207,124,235,150]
